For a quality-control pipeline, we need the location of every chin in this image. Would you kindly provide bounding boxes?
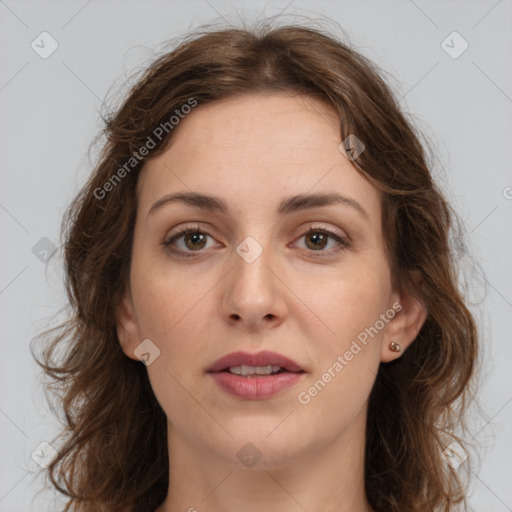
[203,429,310,470]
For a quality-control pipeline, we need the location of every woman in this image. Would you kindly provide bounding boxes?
[34,21,480,512]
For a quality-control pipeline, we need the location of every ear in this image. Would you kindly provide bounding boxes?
[115,290,142,361]
[381,272,428,363]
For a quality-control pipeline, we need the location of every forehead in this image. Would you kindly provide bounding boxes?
[165,92,341,161]
[138,93,382,226]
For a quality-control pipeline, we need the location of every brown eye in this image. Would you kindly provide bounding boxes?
[163,225,350,259]
[164,227,216,257]
[181,231,208,251]
[304,231,329,250]
[295,227,350,256]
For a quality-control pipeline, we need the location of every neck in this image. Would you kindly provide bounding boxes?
[155,405,373,512]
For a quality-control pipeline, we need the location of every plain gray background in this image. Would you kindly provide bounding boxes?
[1,1,511,510]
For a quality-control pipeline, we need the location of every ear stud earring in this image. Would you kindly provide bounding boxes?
[389,341,401,353]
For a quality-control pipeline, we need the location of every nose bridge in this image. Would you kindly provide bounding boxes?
[232,233,275,301]
[221,233,286,327]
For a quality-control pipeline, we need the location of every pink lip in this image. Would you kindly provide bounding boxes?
[209,372,304,400]
[207,350,305,400]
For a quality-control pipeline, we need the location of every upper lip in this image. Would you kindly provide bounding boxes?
[207,350,305,373]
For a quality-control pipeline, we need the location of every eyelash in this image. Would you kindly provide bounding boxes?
[162,223,351,259]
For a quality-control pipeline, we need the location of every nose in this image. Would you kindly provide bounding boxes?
[220,241,288,332]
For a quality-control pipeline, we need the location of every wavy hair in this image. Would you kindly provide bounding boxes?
[33,20,481,512]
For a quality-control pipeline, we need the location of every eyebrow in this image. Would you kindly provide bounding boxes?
[148,191,369,220]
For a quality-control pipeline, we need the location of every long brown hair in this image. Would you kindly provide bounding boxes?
[32,20,481,512]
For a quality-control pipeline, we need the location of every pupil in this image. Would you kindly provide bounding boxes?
[186,232,206,250]
[306,232,326,250]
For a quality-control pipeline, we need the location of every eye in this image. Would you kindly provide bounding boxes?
[163,223,350,258]
[293,225,350,256]
[163,224,218,257]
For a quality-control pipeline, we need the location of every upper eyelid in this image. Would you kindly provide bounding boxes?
[165,222,348,240]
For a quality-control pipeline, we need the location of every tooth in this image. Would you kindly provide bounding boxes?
[255,365,272,375]
[240,365,254,376]
[228,365,284,376]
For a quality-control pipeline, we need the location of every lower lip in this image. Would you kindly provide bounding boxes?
[209,371,304,400]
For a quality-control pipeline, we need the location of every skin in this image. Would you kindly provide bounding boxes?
[116,93,427,512]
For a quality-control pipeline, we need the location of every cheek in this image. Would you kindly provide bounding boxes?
[305,260,392,349]
[129,266,214,423]
[130,253,200,333]
[295,270,389,420]
[129,259,217,373]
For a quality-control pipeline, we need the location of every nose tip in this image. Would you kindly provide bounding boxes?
[221,244,287,330]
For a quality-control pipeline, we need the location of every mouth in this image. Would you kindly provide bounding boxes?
[207,350,305,400]
[222,365,290,376]
[207,350,305,375]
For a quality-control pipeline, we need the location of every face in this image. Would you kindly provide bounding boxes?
[116,93,426,468]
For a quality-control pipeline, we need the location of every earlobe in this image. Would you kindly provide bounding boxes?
[115,292,141,361]
[381,283,428,363]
